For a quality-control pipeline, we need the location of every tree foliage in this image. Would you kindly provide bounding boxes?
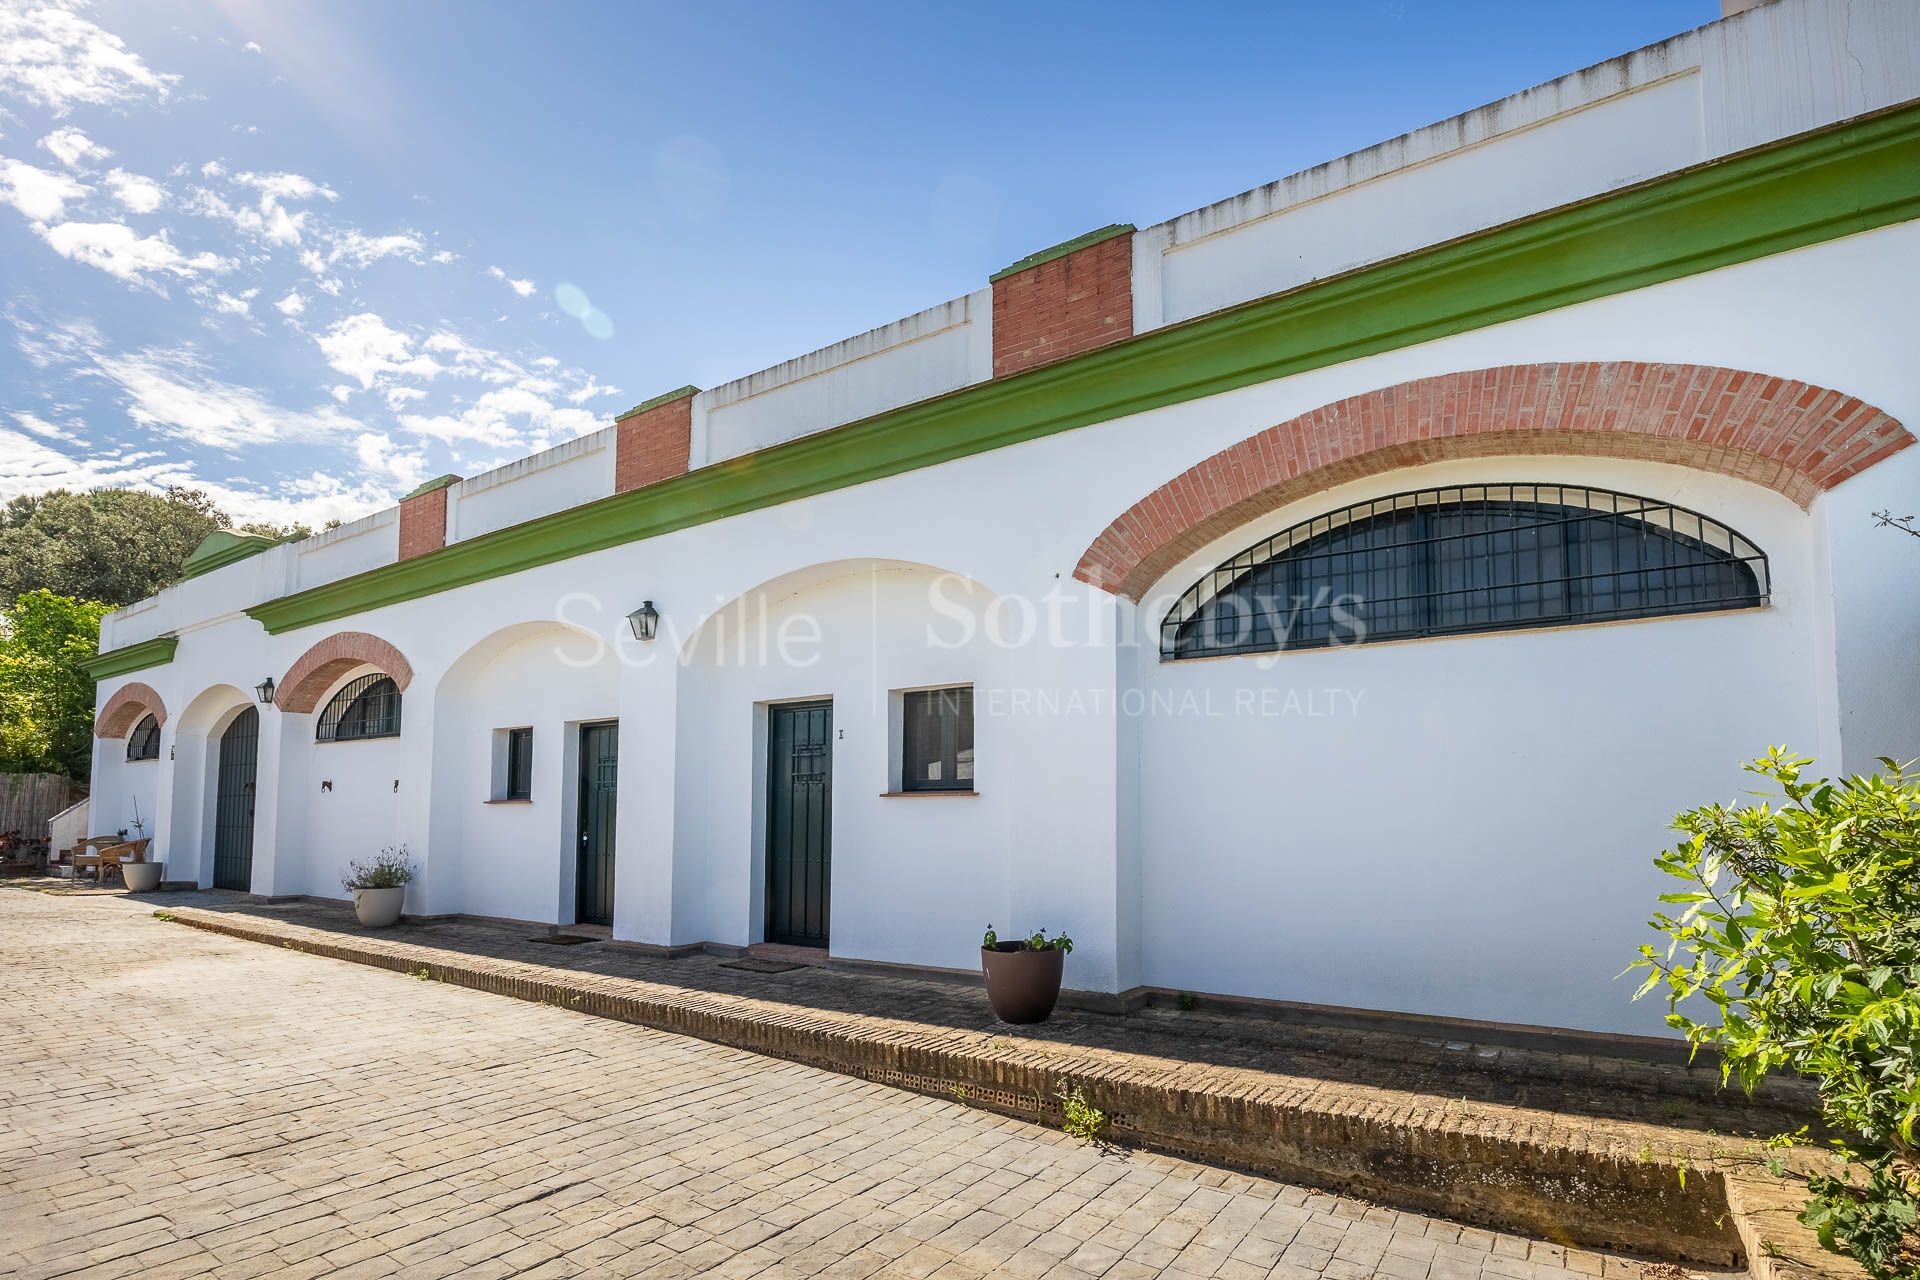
[1633,748,1920,1279]
[0,591,111,779]
[0,486,318,609]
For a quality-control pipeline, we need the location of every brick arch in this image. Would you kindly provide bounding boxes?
[95,682,167,739]
[276,632,414,714]
[1075,362,1911,601]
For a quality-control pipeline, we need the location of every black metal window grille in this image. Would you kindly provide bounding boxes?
[1163,483,1769,661]
[902,686,974,792]
[505,727,533,801]
[127,713,161,761]
[316,674,402,742]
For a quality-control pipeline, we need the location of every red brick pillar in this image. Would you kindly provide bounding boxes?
[615,386,699,493]
[991,224,1135,379]
[397,475,458,560]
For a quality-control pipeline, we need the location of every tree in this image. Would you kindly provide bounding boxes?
[0,487,332,609]
[1632,749,1920,1279]
[0,591,111,779]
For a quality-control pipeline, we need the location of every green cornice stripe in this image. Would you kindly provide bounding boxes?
[180,530,278,580]
[990,223,1136,282]
[247,104,1920,637]
[85,635,179,681]
[618,385,701,419]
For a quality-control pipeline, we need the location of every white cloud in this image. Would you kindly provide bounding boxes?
[10,410,75,442]
[384,385,426,409]
[103,167,165,213]
[203,287,257,316]
[316,312,443,389]
[38,126,109,168]
[355,431,429,491]
[36,221,230,287]
[200,160,225,178]
[0,157,88,222]
[0,5,180,116]
[242,41,262,54]
[273,288,306,318]
[565,373,621,405]
[91,345,360,449]
[330,384,352,403]
[486,265,535,297]
[430,249,457,264]
[399,384,600,449]
[320,227,424,269]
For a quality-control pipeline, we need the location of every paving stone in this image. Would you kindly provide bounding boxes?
[1,890,1737,1280]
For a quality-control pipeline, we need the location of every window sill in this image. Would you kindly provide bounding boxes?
[484,798,533,805]
[879,790,979,798]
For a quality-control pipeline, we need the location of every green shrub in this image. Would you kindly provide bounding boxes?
[1631,748,1919,1279]
[340,845,415,892]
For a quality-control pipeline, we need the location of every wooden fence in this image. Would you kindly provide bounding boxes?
[0,772,86,840]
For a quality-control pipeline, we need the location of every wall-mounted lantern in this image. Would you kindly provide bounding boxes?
[255,676,277,705]
[627,600,660,642]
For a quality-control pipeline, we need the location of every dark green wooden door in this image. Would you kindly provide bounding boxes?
[766,700,832,947]
[575,722,618,926]
[213,707,258,891]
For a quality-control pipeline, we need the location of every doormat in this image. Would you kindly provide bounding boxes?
[721,957,806,974]
[528,935,598,946]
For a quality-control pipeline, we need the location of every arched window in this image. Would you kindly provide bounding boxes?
[126,713,161,761]
[316,674,402,742]
[1163,483,1769,660]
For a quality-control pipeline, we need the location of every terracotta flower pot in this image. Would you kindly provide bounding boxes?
[121,862,163,893]
[981,943,1064,1024]
[352,886,406,928]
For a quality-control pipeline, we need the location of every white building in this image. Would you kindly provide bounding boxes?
[86,0,1920,1038]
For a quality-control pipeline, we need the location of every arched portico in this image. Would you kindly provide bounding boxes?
[1074,362,1913,601]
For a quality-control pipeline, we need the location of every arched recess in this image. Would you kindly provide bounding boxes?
[1074,362,1913,601]
[95,681,167,738]
[277,631,414,713]
[166,684,257,888]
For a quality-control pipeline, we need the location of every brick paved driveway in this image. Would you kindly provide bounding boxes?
[0,892,1689,1280]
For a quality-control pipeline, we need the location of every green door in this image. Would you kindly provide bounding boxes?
[575,722,618,926]
[212,707,258,891]
[766,700,832,947]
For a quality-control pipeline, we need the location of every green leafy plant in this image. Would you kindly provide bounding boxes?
[340,845,416,892]
[981,923,1072,952]
[1630,749,1919,1279]
[1057,1083,1106,1143]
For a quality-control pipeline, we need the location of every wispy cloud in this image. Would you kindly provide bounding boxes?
[0,4,180,115]
[36,221,229,289]
[486,264,536,297]
[0,156,89,222]
[38,126,109,168]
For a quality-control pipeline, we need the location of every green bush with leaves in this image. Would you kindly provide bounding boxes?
[0,590,110,778]
[1631,748,1919,1279]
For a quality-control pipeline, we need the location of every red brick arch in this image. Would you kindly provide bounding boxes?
[1075,362,1912,601]
[276,632,414,714]
[94,682,167,739]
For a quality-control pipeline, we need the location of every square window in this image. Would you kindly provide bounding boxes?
[506,727,533,801]
[902,686,973,792]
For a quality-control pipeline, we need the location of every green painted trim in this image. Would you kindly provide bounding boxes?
[989,223,1136,282]
[85,635,179,681]
[401,474,461,500]
[179,530,278,580]
[247,104,1920,637]
[617,385,701,419]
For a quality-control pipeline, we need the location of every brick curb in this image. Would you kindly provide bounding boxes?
[158,906,1837,1272]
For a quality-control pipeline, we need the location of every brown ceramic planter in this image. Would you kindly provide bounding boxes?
[981,943,1064,1024]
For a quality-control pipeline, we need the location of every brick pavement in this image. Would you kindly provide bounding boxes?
[0,890,1728,1280]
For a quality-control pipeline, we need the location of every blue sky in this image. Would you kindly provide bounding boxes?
[0,0,1717,528]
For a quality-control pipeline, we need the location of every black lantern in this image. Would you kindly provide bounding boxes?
[255,676,276,705]
[627,600,660,642]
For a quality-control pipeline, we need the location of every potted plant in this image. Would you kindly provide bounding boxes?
[980,924,1073,1024]
[340,845,415,928]
[120,859,163,893]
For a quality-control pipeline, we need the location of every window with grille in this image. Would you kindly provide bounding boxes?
[316,674,402,742]
[1163,484,1769,660]
[127,713,161,761]
[505,728,533,801]
[902,687,974,792]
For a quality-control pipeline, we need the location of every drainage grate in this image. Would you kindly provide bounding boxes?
[527,935,598,946]
[721,958,806,974]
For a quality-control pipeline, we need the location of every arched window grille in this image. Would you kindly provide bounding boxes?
[316,674,402,742]
[126,713,161,761]
[1163,483,1769,660]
